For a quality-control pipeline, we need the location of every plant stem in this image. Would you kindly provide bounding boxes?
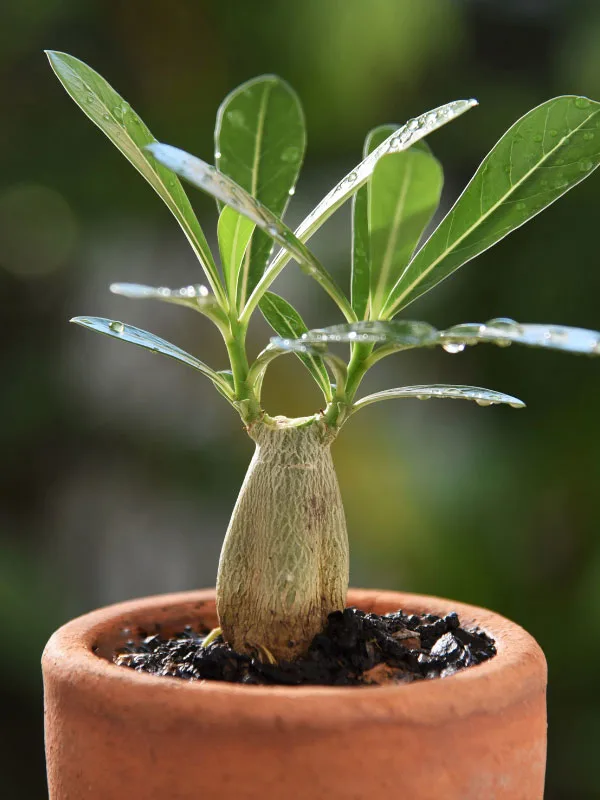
[216,416,348,660]
[225,319,262,424]
[323,342,373,427]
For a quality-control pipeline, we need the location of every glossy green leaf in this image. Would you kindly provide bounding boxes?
[216,207,255,303]
[244,98,477,322]
[384,95,600,316]
[271,317,600,366]
[352,125,396,320]
[352,385,525,413]
[259,292,332,400]
[369,144,443,317]
[215,76,305,306]
[46,51,224,304]
[147,143,354,321]
[439,318,600,355]
[273,320,437,348]
[70,316,234,398]
[109,282,227,328]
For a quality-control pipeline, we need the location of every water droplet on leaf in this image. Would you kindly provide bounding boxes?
[442,342,466,354]
[575,97,591,109]
[109,321,124,334]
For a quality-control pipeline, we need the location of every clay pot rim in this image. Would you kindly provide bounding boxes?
[42,588,546,730]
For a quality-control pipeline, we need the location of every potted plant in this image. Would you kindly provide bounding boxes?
[42,51,600,799]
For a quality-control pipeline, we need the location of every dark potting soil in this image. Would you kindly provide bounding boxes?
[113,607,496,686]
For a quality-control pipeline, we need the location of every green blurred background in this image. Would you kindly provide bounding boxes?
[1,0,599,796]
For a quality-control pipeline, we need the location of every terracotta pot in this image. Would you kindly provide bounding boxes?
[43,588,547,799]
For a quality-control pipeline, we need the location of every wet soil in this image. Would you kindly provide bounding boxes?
[113,607,496,686]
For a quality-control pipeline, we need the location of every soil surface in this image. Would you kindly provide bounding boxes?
[113,607,496,686]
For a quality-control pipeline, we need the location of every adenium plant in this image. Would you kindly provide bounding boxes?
[47,51,600,661]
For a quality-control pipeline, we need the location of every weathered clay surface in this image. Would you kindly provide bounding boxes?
[43,589,547,799]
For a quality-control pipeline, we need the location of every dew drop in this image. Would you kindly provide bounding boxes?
[442,342,466,354]
[267,224,279,237]
[103,114,110,121]
[555,158,565,166]
[407,119,419,131]
[516,202,526,211]
[214,150,222,160]
[509,402,523,409]
[109,321,124,334]
[579,160,594,172]
[487,317,518,328]
[417,394,431,401]
[475,399,493,407]
[348,331,357,340]
[533,134,543,143]
[583,131,595,141]
[549,129,558,137]
[346,171,358,184]
[575,97,591,109]
[113,107,122,121]
[288,186,296,196]
[86,95,94,104]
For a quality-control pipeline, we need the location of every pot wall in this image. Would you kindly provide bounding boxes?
[43,589,547,799]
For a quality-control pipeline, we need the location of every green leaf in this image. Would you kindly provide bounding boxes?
[215,75,306,307]
[286,318,600,359]
[259,292,332,400]
[109,282,227,328]
[147,143,354,321]
[245,98,477,322]
[369,143,443,317]
[273,319,437,349]
[384,95,600,316]
[70,316,234,398]
[216,207,255,303]
[352,125,396,319]
[352,385,525,413]
[439,318,600,355]
[46,51,224,304]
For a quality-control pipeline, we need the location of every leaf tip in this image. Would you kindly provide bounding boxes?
[144,142,185,172]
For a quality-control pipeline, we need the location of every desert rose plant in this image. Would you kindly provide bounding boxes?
[47,51,600,662]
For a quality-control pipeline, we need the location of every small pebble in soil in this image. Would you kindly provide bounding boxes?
[112,607,496,687]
